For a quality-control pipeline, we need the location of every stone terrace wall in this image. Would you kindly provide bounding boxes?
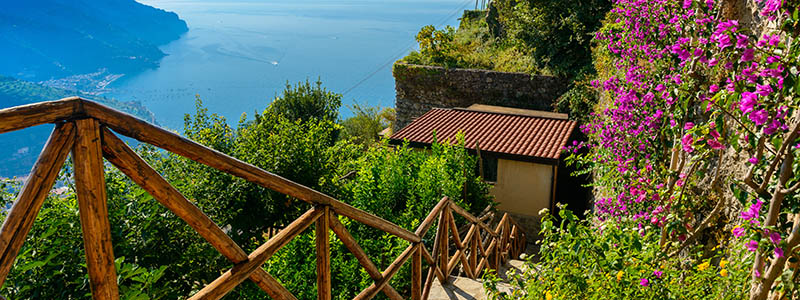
[392,62,568,130]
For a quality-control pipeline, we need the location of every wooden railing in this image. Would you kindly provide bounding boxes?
[0,98,526,300]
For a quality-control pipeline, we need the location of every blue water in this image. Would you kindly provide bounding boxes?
[108,0,472,129]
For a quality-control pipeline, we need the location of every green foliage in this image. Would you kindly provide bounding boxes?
[339,104,395,146]
[485,208,750,299]
[267,79,342,123]
[494,0,611,78]
[0,81,494,298]
[401,18,535,74]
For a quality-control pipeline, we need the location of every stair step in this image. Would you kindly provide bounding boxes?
[428,275,512,300]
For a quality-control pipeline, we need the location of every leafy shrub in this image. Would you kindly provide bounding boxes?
[485,207,750,299]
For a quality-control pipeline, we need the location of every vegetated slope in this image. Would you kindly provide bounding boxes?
[0,0,188,81]
[0,75,156,177]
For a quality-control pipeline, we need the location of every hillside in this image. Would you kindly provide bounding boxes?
[0,75,156,177]
[0,0,188,81]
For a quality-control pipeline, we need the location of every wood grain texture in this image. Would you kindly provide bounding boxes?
[73,119,119,300]
[189,207,322,300]
[100,129,294,299]
[316,206,331,300]
[415,197,449,236]
[0,97,80,135]
[328,214,402,300]
[411,244,422,300]
[0,123,75,287]
[438,211,449,279]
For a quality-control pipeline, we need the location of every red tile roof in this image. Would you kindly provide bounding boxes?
[390,108,577,161]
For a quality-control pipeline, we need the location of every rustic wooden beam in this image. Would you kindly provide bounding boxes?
[412,244,422,300]
[100,129,295,300]
[354,244,416,300]
[316,206,331,300]
[73,119,119,300]
[327,213,402,300]
[247,272,297,300]
[421,266,435,300]
[447,209,463,250]
[449,202,496,237]
[415,197,449,236]
[421,245,435,266]
[438,211,449,279]
[470,227,478,277]
[189,207,322,300]
[88,104,419,244]
[0,97,80,135]
[0,123,75,287]
[446,250,460,277]
[330,201,419,243]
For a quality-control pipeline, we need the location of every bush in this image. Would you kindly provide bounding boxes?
[485,208,750,299]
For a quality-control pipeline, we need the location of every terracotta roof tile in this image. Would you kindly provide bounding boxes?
[391,108,577,161]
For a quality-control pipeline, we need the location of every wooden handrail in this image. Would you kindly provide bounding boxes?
[0,98,527,300]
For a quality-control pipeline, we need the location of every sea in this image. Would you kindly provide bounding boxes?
[107,0,472,129]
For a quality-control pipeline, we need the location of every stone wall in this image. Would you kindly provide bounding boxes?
[392,62,568,130]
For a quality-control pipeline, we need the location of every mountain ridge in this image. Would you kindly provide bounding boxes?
[0,0,188,81]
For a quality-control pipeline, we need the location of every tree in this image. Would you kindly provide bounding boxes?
[267,79,342,123]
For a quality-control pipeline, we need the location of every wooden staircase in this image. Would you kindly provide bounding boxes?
[0,97,527,300]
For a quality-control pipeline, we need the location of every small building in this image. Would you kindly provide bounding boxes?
[390,104,587,236]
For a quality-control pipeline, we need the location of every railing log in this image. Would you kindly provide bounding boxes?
[100,128,295,299]
[0,123,75,287]
[415,197,449,236]
[0,97,78,135]
[447,209,463,250]
[316,206,331,300]
[412,245,422,300]
[327,213,403,299]
[73,119,119,300]
[449,202,496,237]
[354,244,416,300]
[189,207,322,300]
[86,102,421,243]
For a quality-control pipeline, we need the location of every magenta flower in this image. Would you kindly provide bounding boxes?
[750,109,769,125]
[681,134,694,153]
[707,139,724,149]
[769,231,781,245]
[740,199,763,223]
[717,34,733,49]
[732,227,745,237]
[756,84,773,97]
[736,34,749,48]
[639,278,649,287]
[775,247,784,258]
[653,270,663,278]
[684,122,695,130]
[747,240,759,252]
[740,48,755,62]
[749,157,759,164]
[740,92,758,113]
[709,84,719,93]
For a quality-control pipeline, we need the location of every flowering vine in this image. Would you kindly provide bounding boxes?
[567,0,800,298]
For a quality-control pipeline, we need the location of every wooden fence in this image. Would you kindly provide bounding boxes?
[0,98,526,300]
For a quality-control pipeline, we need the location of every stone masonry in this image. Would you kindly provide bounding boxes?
[392,62,568,131]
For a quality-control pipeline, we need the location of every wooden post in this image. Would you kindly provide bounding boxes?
[0,123,75,287]
[438,209,449,280]
[316,206,331,300]
[470,226,478,277]
[328,213,403,299]
[73,119,119,300]
[412,244,422,300]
